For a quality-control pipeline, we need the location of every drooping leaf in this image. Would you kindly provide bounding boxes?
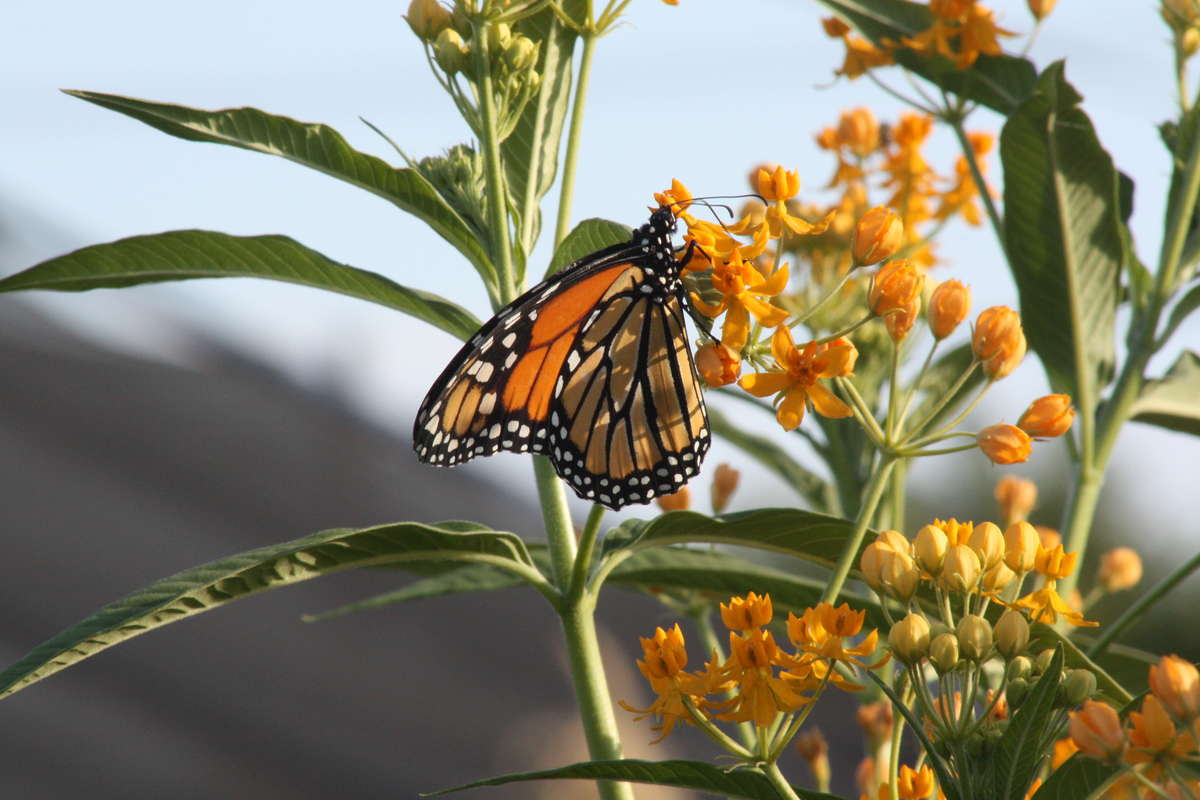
[986,647,1065,800]
[1027,623,1134,705]
[814,0,1037,114]
[65,90,495,288]
[303,564,527,622]
[1031,754,1118,800]
[425,759,838,800]
[0,522,541,700]
[601,508,862,570]
[0,230,482,342]
[1131,351,1200,436]
[1160,288,1200,350]
[1001,63,1124,405]
[707,406,830,508]
[546,217,631,277]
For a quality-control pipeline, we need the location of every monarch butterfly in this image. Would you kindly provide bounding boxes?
[413,205,710,510]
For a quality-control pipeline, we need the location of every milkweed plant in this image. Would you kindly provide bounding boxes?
[3,0,1200,798]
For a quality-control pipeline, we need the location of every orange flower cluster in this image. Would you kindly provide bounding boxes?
[1069,655,1200,798]
[622,593,885,743]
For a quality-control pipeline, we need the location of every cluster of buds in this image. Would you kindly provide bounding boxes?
[1069,654,1200,798]
[622,592,886,761]
[977,392,1075,466]
[864,517,1097,783]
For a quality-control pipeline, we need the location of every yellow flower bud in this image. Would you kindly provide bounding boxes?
[1097,546,1143,592]
[503,36,538,72]
[1184,27,1200,56]
[822,16,851,37]
[1035,544,1079,580]
[1069,701,1125,761]
[711,463,740,514]
[968,521,1005,571]
[884,296,921,342]
[837,107,880,157]
[637,624,689,680]
[860,542,889,592]
[995,609,1031,660]
[940,544,982,594]
[972,306,1026,379]
[881,549,920,602]
[1018,394,1075,438]
[486,22,512,52]
[977,424,1032,465]
[928,279,971,339]
[929,632,960,673]
[405,0,452,41]
[1027,0,1056,19]
[433,28,470,74]
[852,206,904,266]
[695,341,741,387]
[914,524,949,575]
[656,485,691,512]
[1149,654,1200,721]
[888,612,931,665]
[995,476,1037,524]
[981,560,1016,594]
[869,259,924,316]
[877,528,912,554]
[1004,521,1040,572]
[956,614,994,662]
[1061,669,1097,706]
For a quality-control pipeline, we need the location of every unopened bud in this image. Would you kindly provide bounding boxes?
[914,524,949,575]
[869,259,923,316]
[877,529,912,554]
[972,306,1026,379]
[852,206,904,265]
[503,36,538,72]
[1027,0,1056,18]
[405,0,452,41]
[929,632,960,673]
[1007,677,1030,708]
[486,22,512,52]
[1148,654,1200,721]
[860,542,889,592]
[995,476,1037,524]
[1060,669,1097,706]
[695,341,741,387]
[940,544,982,594]
[957,614,994,662]
[433,28,470,74]
[1008,655,1033,681]
[884,296,921,342]
[981,560,1016,594]
[928,279,971,339]
[995,609,1031,660]
[794,728,830,789]
[889,613,931,665]
[977,424,1032,465]
[1068,700,1124,761]
[1018,394,1075,438]
[881,549,920,602]
[711,463,740,513]
[968,521,1005,571]
[1097,546,1143,592]
[1004,521,1040,572]
[656,485,691,512]
[837,107,880,157]
[1035,648,1059,676]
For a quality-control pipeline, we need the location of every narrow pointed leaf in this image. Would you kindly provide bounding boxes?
[1160,284,1200,347]
[1031,755,1118,800]
[602,509,862,570]
[1131,351,1200,436]
[1001,63,1123,402]
[546,218,631,277]
[0,522,539,699]
[708,406,829,507]
[0,230,482,341]
[814,0,1037,114]
[987,647,1065,800]
[864,669,960,800]
[65,90,493,285]
[303,564,527,622]
[425,759,837,800]
[1027,623,1133,705]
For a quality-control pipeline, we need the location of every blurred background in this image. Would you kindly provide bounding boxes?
[2,0,1198,797]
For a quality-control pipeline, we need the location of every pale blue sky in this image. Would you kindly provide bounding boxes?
[3,0,1197,531]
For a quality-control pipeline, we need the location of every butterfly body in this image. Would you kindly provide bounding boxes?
[413,206,710,510]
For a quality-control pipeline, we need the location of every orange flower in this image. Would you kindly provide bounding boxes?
[1052,736,1079,769]
[1149,655,1200,722]
[1126,694,1195,765]
[834,35,895,78]
[739,327,855,430]
[936,132,995,225]
[1097,547,1143,593]
[884,297,921,342]
[852,206,904,265]
[1034,543,1078,580]
[695,341,741,387]
[1014,581,1097,627]
[838,108,881,157]
[995,476,1037,524]
[787,602,886,669]
[621,624,713,742]
[1069,700,1125,762]
[721,592,774,631]
[656,485,691,512]
[869,259,924,315]
[928,279,971,339]
[690,250,789,349]
[956,4,1015,69]
[896,764,935,799]
[1018,394,1075,438]
[711,463,740,513]
[719,629,814,728]
[973,306,1026,379]
[977,424,1032,464]
[1028,0,1055,18]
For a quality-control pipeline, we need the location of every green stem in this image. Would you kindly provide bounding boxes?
[948,107,1004,259]
[550,32,598,258]
[762,762,802,800]
[889,458,908,531]
[1086,549,1200,657]
[568,503,606,603]
[822,457,897,604]
[473,24,518,306]
[901,365,983,446]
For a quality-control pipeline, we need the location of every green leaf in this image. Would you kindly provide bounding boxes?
[1031,754,1118,800]
[303,564,526,622]
[814,0,1037,114]
[0,230,482,342]
[707,406,830,508]
[546,217,631,277]
[987,646,1064,800]
[425,759,838,800]
[603,508,861,569]
[1001,63,1124,403]
[1160,284,1200,348]
[65,90,494,288]
[1027,623,1134,705]
[505,3,579,262]
[1131,351,1200,436]
[0,522,539,700]
[864,669,960,800]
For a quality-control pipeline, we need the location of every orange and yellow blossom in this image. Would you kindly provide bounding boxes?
[718,629,814,728]
[786,602,887,669]
[695,341,741,387]
[821,18,894,79]
[739,327,856,430]
[896,764,936,800]
[720,591,773,631]
[690,248,789,350]
[936,131,995,226]
[752,166,837,239]
[1013,580,1097,626]
[1033,543,1078,579]
[1069,700,1125,762]
[621,624,715,742]
[1149,654,1200,722]
[903,0,1015,70]
[977,423,1032,464]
